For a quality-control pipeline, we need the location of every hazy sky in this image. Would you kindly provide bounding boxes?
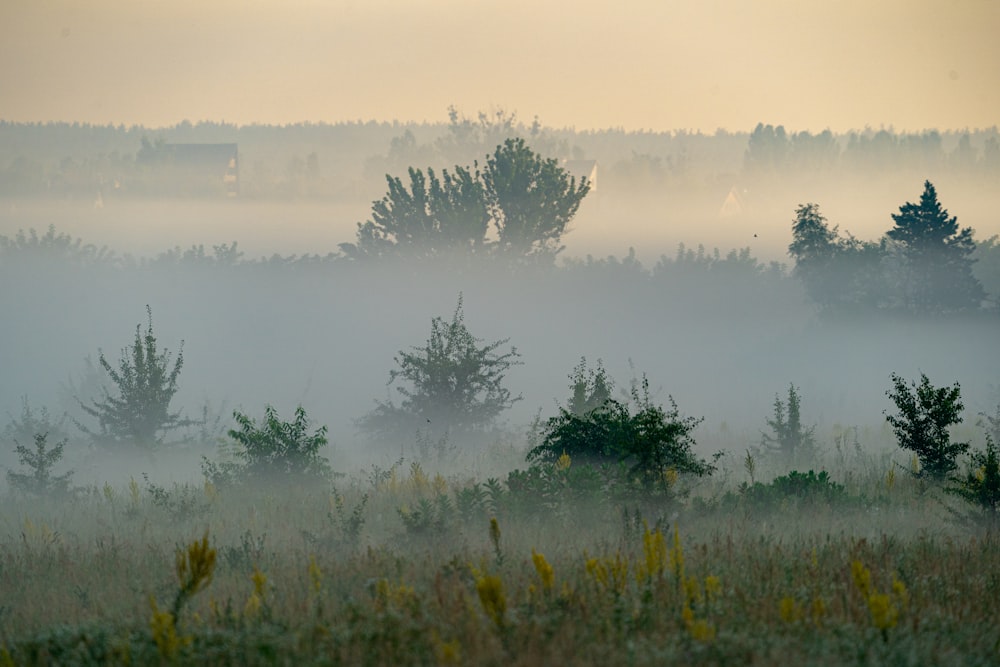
[1,0,997,133]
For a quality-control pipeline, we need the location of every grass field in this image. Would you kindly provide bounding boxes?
[2,438,999,667]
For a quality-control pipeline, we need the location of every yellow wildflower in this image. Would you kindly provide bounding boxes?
[432,473,448,496]
[556,450,572,471]
[851,560,871,597]
[531,549,555,591]
[149,596,184,660]
[639,525,667,582]
[475,574,506,629]
[811,596,826,626]
[891,573,909,611]
[668,525,685,582]
[432,631,461,665]
[251,566,267,598]
[779,596,800,623]
[308,554,322,594]
[704,575,722,603]
[176,532,217,598]
[868,593,898,630]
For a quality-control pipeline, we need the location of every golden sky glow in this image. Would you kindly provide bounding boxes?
[1,0,997,132]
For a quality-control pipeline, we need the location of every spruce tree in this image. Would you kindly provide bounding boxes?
[886,181,984,313]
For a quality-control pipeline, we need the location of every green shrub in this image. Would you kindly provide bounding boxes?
[948,436,1000,528]
[736,470,849,512]
[884,372,968,482]
[529,366,715,489]
[202,405,331,485]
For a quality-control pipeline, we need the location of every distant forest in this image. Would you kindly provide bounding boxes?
[1,110,998,201]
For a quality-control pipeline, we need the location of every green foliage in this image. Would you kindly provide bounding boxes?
[947,435,1000,527]
[341,138,589,263]
[787,203,888,313]
[736,470,849,511]
[484,137,590,261]
[529,362,714,488]
[884,373,969,482]
[6,432,74,497]
[141,475,212,521]
[885,180,985,313]
[77,306,191,450]
[358,295,521,443]
[3,397,70,451]
[759,384,817,467]
[202,405,331,485]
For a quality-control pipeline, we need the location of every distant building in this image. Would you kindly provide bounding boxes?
[719,186,746,218]
[138,142,239,196]
[561,159,598,192]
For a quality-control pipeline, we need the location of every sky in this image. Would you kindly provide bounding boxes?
[1,0,998,133]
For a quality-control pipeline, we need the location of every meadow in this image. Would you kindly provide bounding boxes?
[2,431,999,666]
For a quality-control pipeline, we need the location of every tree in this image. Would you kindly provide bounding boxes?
[885,373,969,482]
[483,137,590,261]
[885,181,985,313]
[7,433,74,497]
[341,139,589,263]
[358,295,522,443]
[341,165,489,260]
[788,204,889,313]
[759,384,817,467]
[788,203,839,306]
[78,306,191,450]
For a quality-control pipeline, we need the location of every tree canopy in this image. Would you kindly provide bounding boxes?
[340,138,589,264]
[886,180,985,313]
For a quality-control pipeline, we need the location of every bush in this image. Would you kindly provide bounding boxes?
[884,373,968,482]
[529,363,715,489]
[948,435,1000,528]
[202,405,331,485]
[736,470,849,512]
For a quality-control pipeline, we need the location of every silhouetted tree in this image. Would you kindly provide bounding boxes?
[885,181,984,314]
[484,137,590,262]
[77,306,192,450]
[358,295,521,444]
[342,139,589,264]
[788,203,840,306]
[341,165,489,259]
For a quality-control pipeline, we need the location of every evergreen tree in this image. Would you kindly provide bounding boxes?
[357,295,521,444]
[77,306,192,450]
[885,181,984,313]
[759,384,817,467]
